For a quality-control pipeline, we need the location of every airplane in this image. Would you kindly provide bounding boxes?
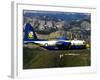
[23,23,86,50]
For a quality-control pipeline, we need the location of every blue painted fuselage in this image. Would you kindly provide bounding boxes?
[23,23,86,50]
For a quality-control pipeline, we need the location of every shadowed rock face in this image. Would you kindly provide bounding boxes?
[24,15,90,33]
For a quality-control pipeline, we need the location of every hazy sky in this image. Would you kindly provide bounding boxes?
[23,10,91,21]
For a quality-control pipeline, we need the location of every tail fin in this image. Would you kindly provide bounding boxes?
[23,23,38,44]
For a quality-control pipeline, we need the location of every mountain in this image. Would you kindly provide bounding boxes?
[23,11,90,21]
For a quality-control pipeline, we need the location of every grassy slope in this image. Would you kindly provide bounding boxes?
[23,47,90,69]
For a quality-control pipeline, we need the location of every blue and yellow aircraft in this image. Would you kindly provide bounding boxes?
[23,23,86,50]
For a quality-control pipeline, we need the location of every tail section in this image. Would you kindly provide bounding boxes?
[23,23,38,44]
